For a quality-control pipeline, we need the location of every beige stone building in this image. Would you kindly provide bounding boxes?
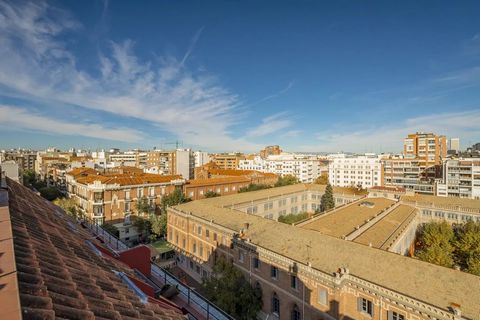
[167,184,480,320]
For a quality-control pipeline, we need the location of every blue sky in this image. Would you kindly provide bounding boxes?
[1,0,480,153]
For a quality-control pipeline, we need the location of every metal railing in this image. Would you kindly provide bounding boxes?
[83,218,233,320]
[151,264,234,320]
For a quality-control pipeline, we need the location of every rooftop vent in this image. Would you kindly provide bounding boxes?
[359,201,375,208]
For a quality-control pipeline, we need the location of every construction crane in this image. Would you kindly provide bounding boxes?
[157,140,183,150]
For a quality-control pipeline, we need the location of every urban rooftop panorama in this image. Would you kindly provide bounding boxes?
[1,1,480,320]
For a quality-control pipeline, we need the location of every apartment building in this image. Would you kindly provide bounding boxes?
[0,150,36,172]
[146,150,174,175]
[238,154,326,183]
[259,145,282,159]
[167,185,478,320]
[194,162,279,185]
[211,153,246,170]
[383,158,438,195]
[193,151,210,167]
[436,159,480,199]
[403,132,446,166]
[328,153,383,189]
[172,149,195,180]
[109,150,147,167]
[66,168,184,224]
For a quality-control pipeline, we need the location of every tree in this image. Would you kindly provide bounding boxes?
[161,188,189,212]
[133,216,152,239]
[39,186,61,201]
[150,214,167,238]
[238,184,271,193]
[102,223,119,237]
[274,175,299,187]
[314,174,329,185]
[204,190,220,198]
[53,197,78,218]
[320,184,335,212]
[202,257,262,320]
[22,169,37,187]
[454,221,480,275]
[278,212,309,224]
[136,196,151,216]
[416,221,455,268]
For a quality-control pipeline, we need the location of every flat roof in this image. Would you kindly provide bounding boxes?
[402,194,480,211]
[300,198,395,238]
[173,185,480,318]
[353,204,417,249]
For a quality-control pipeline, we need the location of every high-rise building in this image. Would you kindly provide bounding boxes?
[172,149,195,180]
[403,132,446,166]
[259,145,282,159]
[193,151,210,167]
[449,138,460,152]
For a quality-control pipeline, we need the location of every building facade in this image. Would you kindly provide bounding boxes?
[167,185,478,320]
[193,151,211,168]
[211,153,246,170]
[382,158,438,195]
[403,132,446,166]
[328,154,383,189]
[66,168,184,224]
[436,159,480,199]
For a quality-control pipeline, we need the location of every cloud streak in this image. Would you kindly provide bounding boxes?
[0,105,144,142]
[246,113,293,137]
[0,1,263,152]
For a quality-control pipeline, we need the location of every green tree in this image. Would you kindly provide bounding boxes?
[204,190,220,198]
[102,223,119,237]
[22,169,37,187]
[161,188,189,212]
[274,175,299,187]
[202,257,262,320]
[39,186,61,201]
[320,184,335,212]
[150,214,167,238]
[416,221,455,268]
[314,174,329,185]
[454,221,480,275]
[133,216,152,239]
[238,184,271,193]
[53,197,78,218]
[278,212,309,224]
[136,196,151,216]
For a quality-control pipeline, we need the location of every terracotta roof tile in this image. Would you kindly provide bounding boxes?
[0,178,185,319]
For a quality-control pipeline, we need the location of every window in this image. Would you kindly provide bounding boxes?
[318,288,328,305]
[358,297,373,316]
[291,305,301,320]
[253,257,260,269]
[197,226,202,236]
[213,233,217,241]
[272,293,280,315]
[290,275,298,290]
[239,250,244,263]
[388,311,405,320]
[271,266,278,279]
[193,242,197,254]
[206,229,210,238]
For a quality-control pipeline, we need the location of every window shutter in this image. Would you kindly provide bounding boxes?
[357,297,362,311]
[387,311,393,320]
[371,304,374,317]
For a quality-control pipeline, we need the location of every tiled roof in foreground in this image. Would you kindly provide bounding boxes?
[0,178,184,320]
[174,185,480,318]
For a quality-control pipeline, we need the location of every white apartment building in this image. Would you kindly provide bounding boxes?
[108,151,147,168]
[174,149,195,180]
[328,153,383,188]
[436,159,480,199]
[193,151,210,167]
[238,153,325,183]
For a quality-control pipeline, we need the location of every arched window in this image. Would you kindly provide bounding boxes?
[272,292,280,316]
[291,304,301,320]
[254,282,263,303]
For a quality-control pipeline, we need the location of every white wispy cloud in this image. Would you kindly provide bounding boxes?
[246,113,293,137]
[281,130,302,138]
[307,110,480,153]
[0,105,144,142]
[0,1,265,151]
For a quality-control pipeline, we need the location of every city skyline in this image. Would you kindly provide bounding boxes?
[1,1,480,152]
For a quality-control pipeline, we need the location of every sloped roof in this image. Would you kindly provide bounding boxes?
[0,178,184,319]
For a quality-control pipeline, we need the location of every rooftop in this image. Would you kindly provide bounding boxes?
[300,198,396,238]
[186,176,250,186]
[173,186,480,318]
[0,178,184,319]
[353,204,417,249]
[401,194,480,211]
[72,171,182,187]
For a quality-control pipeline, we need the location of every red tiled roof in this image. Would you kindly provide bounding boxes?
[73,171,183,186]
[186,176,250,186]
[369,186,406,192]
[1,178,184,319]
